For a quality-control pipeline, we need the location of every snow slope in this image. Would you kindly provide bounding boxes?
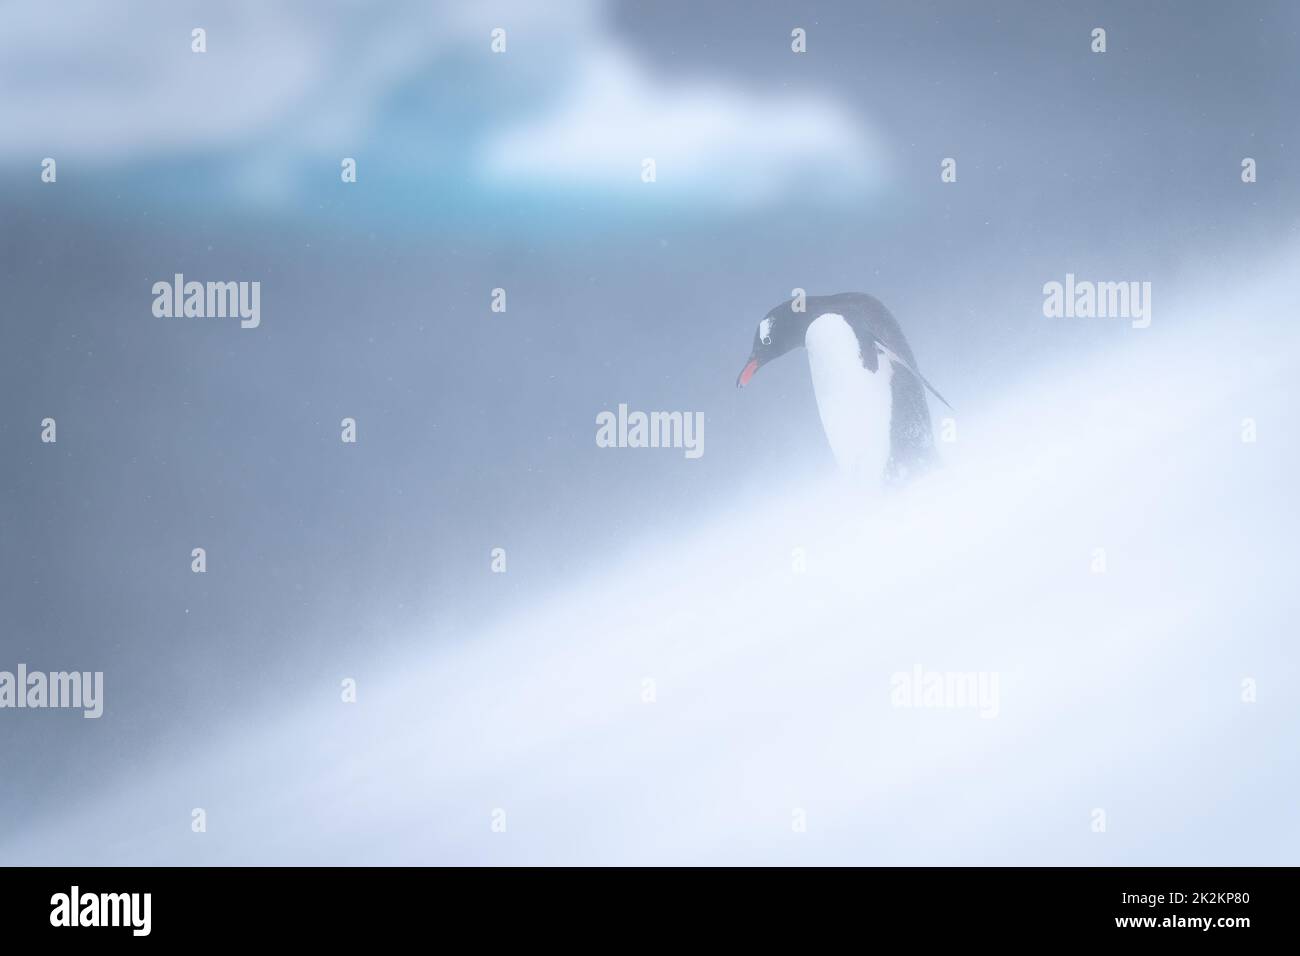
[5,258,1298,866]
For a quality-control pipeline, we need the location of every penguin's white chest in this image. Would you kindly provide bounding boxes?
[804,313,893,478]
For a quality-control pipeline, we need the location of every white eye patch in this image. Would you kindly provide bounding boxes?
[758,317,773,345]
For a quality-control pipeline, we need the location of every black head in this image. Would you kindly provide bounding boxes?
[735,297,817,387]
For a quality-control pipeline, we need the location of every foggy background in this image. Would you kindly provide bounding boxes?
[1,0,1297,864]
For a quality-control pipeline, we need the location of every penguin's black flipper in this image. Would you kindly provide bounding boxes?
[875,342,953,411]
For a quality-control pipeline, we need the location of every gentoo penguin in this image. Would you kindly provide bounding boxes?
[736,292,951,483]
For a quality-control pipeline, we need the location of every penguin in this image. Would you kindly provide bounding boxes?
[736,292,951,484]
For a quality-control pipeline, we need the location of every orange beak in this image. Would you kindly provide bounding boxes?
[736,357,759,388]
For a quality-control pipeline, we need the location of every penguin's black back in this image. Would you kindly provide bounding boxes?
[812,293,939,481]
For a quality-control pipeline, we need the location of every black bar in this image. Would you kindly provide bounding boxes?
[0,866,1287,942]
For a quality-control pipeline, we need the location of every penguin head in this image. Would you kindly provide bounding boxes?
[736,298,814,387]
